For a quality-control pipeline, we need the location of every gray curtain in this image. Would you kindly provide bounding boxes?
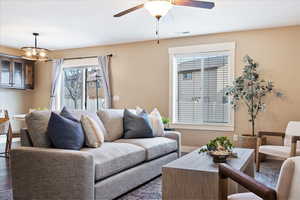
[98,56,112,108]
[49,59,64,110]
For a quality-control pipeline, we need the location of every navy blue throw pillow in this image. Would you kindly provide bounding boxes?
[123,109,154,139]
[60,106,79,122]
[48,112,84,150]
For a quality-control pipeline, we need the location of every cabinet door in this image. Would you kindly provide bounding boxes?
[0,58,12,87]
[24,61,34,89]
[12,61,24,88]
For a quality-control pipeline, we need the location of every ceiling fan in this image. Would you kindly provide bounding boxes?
[114,0,215,19]
[114,0,215,43]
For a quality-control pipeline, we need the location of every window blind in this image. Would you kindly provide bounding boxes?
[176,55,229,124]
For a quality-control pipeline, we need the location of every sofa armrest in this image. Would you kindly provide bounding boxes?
[20,128,33,147]
[164,131,181,157]
[11,147,95,200]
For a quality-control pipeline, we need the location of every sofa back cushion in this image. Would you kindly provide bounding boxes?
[60,107,80,122]
[97,109,137,141]
[25,111,52,147]
[66,110,108,141]
[97,109,124,141]
[48,112,84,150]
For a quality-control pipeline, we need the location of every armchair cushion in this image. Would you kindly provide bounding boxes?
[259,145,300,158]
[276,157,295,200]
[228,193,262,200]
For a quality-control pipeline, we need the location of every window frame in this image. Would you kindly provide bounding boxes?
[168,42,236,131]
[59,66,86,111]
[57,62,104,111]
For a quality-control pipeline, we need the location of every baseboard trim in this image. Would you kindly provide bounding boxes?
[181,145,199,153]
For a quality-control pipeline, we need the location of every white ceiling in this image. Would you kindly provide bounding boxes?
[1,0,300,50]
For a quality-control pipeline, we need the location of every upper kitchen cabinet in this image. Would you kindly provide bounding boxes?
[0,55,34,90]
[24,61,34,89]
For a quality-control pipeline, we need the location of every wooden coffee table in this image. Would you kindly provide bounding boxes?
[162,148,254,200]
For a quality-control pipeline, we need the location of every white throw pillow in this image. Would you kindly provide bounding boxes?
[81,115,105,148]
[136,107,165,137]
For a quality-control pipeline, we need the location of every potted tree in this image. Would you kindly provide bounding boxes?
[226,55,278,149]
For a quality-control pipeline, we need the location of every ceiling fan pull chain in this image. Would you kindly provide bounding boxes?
[156,17,160,44]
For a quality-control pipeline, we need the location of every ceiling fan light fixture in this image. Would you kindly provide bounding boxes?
[21,33,49,61]
[144,0,172,18]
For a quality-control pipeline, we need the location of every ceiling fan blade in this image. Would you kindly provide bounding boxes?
[114,4,144,17]
[173,0,215,9]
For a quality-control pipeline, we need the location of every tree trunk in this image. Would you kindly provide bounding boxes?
[251,115,255,136]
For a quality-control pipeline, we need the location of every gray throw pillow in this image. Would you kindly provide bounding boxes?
[123,109,154,139]
[25,111,51,147]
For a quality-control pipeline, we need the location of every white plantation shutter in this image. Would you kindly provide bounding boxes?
[176,54,229,124]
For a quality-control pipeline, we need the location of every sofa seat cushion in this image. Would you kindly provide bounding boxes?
[81,143,146,181]
[115,137,177,161]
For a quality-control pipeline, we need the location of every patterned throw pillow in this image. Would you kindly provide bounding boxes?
[81,115,105,148]
[149,108,165,137]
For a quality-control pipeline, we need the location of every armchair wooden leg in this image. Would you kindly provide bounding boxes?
[256,137,262,172]
[291,142,296,157]
[256,152,261,172]
[219,173,228,200]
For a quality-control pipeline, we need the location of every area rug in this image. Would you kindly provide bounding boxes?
[117,160,283,200]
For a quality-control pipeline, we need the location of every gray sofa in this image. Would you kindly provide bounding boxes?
[11,109,181,200]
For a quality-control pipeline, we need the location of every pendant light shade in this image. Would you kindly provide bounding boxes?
[21,33,49,61]
[144,0,172,18]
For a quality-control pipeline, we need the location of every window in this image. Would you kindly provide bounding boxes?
[169,42,235,131]
[60,65,105,111]
[182,72,192,80]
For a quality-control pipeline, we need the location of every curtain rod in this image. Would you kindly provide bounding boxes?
[0,53,113,62]
[46,54,113,62]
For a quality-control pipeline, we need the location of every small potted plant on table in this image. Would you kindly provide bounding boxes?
[199,136,234,163]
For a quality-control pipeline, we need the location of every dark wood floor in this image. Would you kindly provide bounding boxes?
[0,142,14,200]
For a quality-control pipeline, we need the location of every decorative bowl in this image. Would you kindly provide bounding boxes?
[209,151,230,163]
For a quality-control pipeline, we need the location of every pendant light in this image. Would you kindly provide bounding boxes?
[21,33,49,61]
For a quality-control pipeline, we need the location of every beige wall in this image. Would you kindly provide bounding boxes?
[31,26,300,146]
[0,46,33,132]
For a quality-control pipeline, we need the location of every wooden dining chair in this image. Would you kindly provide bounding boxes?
[219,156,300,200]
[256,121,300,172]
[0,110,13,158]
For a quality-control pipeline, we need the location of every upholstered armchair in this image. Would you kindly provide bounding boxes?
[256,121,300,172]
[219,156,300,200]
